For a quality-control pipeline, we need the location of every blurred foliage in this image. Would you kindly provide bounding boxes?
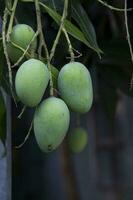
[0,0,133,127]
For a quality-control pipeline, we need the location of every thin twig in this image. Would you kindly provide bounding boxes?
[52,0,56,11]
[97,0,133,12]
[51,0,74,61]
[62,27,74,62]
[17,105,26,119]
[35,0,54,96]
[11,30,39,68]
[10,41,31,58]
[124,0,133,90]
[49,0,68,62]
[66,48,82,59]
[14,120,33,149]
[7,0,18,41]
[35,0,45,58]
[2,8,17,105]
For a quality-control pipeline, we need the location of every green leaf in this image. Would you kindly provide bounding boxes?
[40,3,102,55]
[0,90,6,144]
[71,0,102,55]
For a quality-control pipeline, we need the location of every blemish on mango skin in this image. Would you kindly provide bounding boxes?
[48,144,53,152]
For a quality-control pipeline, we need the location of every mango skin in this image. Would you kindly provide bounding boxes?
[15,59,49,107]
[68,127,88,153]
[7,24,37,63]
[34,97,70,152]
[58,62,93,113]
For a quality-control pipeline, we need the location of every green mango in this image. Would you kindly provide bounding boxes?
[68,127,88,153]
[34,97,70,152]
[15,59,49,107]
[58,62,93,113]
[7,24,37,63]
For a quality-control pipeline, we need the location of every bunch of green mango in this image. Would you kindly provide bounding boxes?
[8,24,93,153]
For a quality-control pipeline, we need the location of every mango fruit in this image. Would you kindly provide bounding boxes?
[7,24,37,63]
[33,97,70,152]
[58,62,93,113]
[68,127,88,153]
[15,59,49,107]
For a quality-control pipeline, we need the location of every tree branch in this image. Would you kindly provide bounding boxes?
[124,0,133,90]
[35,0,54,96]
[49,0,68,62]
[97,0,133,11]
